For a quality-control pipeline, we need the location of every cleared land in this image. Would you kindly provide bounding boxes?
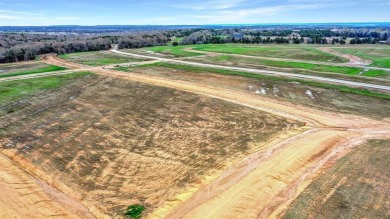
[284,139,390,219]
[334,46,390,68]
[59,51,148,66]
[1,44,389,219]
[0,62,66,78]
[0,73,299,217]
[116,62,390,119]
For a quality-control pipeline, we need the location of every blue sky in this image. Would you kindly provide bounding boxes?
[0,0,389,26]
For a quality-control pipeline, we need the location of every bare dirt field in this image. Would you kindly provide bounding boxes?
[1,52,389,219]
[283,139,390,219]
[0,73,299,217]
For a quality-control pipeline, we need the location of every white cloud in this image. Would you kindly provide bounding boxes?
[174,0,248,10]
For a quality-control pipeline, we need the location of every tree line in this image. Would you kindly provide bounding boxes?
[0,31,174,63]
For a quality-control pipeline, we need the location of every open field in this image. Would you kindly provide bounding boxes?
[334,47,390,68]
[116,62,390,119]
[0,62,66,78]
[1,43,389,219]
[284,139,390,219]
[144,44,348,62]
[0,73,299,217]
[59,51,148,66]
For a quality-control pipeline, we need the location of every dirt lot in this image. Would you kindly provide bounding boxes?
[118,64,390,119]
[283,139,390,219]
[0,74,299,217]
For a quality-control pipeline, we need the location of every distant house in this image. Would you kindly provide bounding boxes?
[232,33,244,41]
[288,32,301,39]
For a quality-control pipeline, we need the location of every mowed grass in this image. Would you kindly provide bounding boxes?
[60,51,147,66]
[0,65,66,78]
[334,47,390,68]
[117,62,390,100]
[284,139,390,219]
[189,44,348,62]
[0,72,94,104]
[210,55,372,76]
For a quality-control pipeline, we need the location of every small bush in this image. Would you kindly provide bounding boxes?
[124,204,145,219]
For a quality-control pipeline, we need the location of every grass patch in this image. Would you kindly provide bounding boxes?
[334,47,390,68]
[120,62,390,100]
[0,65,67,78]
[363,69,390,77]
[0,71,94,104]
[124,205,145,219]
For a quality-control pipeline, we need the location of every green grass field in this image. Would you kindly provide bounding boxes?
[60,51,146,66]
[190,44,348,62]
[0,72,94,104]
[0,65,67,78]
[117,62,390,100]
[334,47,390,68]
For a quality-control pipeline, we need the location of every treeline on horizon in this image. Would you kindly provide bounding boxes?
[1,27,389,63]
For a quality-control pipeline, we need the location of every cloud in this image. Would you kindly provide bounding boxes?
[195,2,346,23]
[174,0,247,10]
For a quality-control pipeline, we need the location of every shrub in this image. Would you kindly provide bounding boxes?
[124,204,145,219]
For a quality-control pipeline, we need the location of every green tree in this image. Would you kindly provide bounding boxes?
[172,42,179,46]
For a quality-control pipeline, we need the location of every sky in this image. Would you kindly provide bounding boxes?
[0,0,389,26]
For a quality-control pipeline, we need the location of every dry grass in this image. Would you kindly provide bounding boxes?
[0,75,298,217]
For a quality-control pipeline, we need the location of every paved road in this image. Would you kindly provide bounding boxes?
[111,49,390,92]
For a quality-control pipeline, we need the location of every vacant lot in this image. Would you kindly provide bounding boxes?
[334,47,390,68]
[283,139,390,219]
[145,44,347,62]
[116,63,390,119]
[0,62,66,78]
[59,51,148,66]
[0,74,299,217]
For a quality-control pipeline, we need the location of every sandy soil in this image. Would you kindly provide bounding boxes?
[1,53,388,219]
[0,153,93,219]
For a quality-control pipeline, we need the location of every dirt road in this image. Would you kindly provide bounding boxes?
[2,53,388,219]
[318,47,371,66]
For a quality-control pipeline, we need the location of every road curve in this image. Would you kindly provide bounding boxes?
[111,49,390,92]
